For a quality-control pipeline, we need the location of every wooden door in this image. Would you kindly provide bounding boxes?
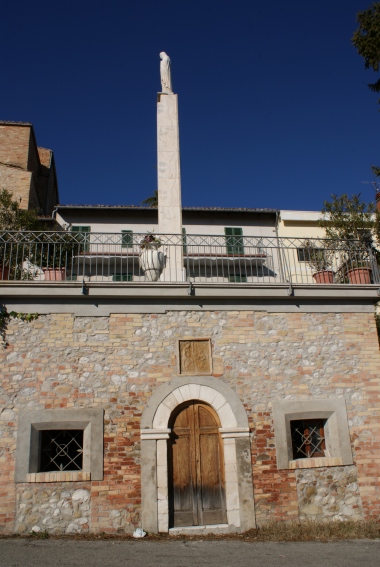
[168,401,227,527]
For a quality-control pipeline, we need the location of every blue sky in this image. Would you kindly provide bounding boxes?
[1,0,379,211]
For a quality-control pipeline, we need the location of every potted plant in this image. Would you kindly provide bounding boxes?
[139,233,164,281]
[302,240,335,283]
[29,232,81,281]
[0,189,42,281]
[319,194,377,285]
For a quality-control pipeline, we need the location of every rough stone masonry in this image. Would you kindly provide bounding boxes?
[0,309,379,534]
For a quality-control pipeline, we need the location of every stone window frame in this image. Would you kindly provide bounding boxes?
[15,409,104,483]
[272,398,353,470]
[177,337,213,376]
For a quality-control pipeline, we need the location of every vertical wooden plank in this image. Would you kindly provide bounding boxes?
[169,402,227,527]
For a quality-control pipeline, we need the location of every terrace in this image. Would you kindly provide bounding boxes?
[0,231,379,289]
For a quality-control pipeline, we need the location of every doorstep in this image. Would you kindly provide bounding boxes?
[169,524,237,535]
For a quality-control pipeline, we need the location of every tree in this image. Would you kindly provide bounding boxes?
[352,2,380,104]
[319,193,375,243]
[141,190,158,207]
[0,189,41,230]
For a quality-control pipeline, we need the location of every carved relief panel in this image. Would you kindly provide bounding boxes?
[178,339,212,375]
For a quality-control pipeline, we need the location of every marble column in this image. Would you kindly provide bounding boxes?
[157,92,184,281]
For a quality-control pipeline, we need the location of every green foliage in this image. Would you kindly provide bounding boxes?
[352,5,380,187]
[352,2,380,101]
[0,308,39,347]
[28,232,82,270]
[301,239,334,272]
[141,190,158,207]
[319,194,375,243]
[319,194,377,276]
[0,189,41,231]
[375,312,380,346]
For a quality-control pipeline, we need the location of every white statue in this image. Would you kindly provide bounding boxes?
[160,52,172,93]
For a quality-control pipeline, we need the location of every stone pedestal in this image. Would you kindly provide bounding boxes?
[157,93,183,282]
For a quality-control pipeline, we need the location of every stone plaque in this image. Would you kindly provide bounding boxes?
[179,339,211,375]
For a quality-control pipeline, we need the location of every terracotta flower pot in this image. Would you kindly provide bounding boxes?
[43,268,66,281]
[313,270,334,284]
[347,268,371,284]
[0,266,9,280]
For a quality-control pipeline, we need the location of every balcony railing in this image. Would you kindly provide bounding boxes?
[0,231,378,285]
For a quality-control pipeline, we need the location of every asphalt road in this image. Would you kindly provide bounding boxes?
[0,539,379,567]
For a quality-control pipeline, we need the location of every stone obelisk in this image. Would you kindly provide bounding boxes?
[157,52,183,281]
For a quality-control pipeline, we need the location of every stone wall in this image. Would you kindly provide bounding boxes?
[15,486,91,534]
[1,309,379,533]
[296,466,362,521]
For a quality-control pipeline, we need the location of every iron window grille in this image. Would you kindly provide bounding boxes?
[291,419,326,459]
[39,430,84,472]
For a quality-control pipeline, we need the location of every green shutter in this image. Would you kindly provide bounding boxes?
[225,227,244,255]
[112,273,133,282]
[228,274,247,283]
[72,226,91,252]
[182,227,187,255]
[121,230,133,248]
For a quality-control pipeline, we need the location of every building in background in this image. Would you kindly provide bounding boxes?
[0,121,59,216]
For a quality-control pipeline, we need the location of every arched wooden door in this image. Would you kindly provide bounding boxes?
[168,401,227,527]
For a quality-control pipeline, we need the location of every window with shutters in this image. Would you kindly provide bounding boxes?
[121,230,133,248]
[182,227,188,255]
[224,227,244,255]
[228,273,247,283]
[71,226,91,252]
[112,273,133,281]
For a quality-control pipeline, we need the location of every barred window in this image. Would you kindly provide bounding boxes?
[291,419,326,459]
[39,430,84,472]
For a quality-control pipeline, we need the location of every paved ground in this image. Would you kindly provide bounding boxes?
[0,539,379,567]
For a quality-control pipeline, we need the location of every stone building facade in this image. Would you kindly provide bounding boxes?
[1,292,379,534]
[0,121,59,215]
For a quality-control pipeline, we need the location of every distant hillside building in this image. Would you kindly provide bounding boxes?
[0,121,59,215]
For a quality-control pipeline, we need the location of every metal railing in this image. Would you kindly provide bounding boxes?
[0,231,378,285]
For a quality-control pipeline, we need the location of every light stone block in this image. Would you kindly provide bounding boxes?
[227,509,241,527]
[225,467,239,484]
[178,384,191,402]
[162,393,178,412]
[153,404,171,429]
[226,483,240,511]
[217,403,237,428]
[212,392,228,411]
[189,383,201,400]
[199,385,218,405]
[172,388,184,405]
[156,439,167,465]
[157,499,168,515]
[223,439,237,465]
[157,486,168,501]
[156,465,168,488]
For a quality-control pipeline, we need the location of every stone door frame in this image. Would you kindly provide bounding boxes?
[140,376,256,533]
